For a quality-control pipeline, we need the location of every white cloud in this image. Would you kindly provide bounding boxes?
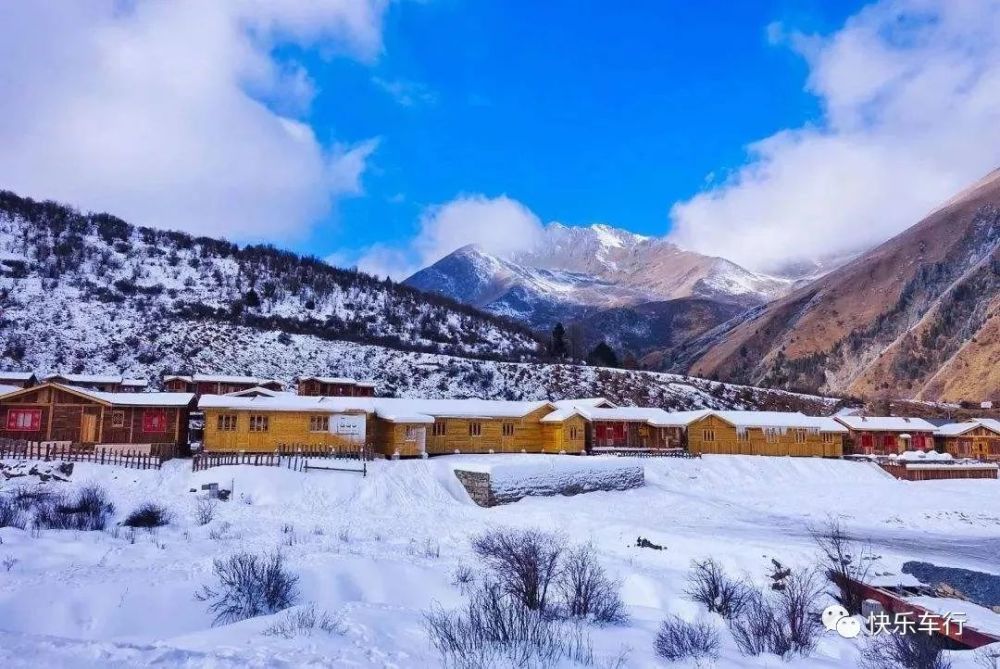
[0,1,388,242]
[352,194,545,278]
[669,0,1000,271]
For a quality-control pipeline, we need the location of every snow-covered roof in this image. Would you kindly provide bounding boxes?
[550,398,616,410]
[935,419,1000,437]
[835,415,937,432]
[198,395,553,423]
[0,384,20,397]
[192,374,283,386]
[355,381,377,388]
[225,386,287,398]
[0,252,28,263]
[84,390,195,407]
[43,373,149,386]
[298,376,357,384]
[894,450,954,462]
[541,406,707,427]
[163,375,193,383]
[0,371,34,381]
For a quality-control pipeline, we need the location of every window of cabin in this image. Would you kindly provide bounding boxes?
[703,429,715,442]
[432,421,446,436]
[111,410,126,428]
[142,409,167,433]
[765,428,779,443]
[217,414,237,431]
[794,429,807,444]
[309,415,330,432]
[569,426,579,440]
[737,429,749,442]
[502,422,515,437]
[469,422,482,437]
[405,426,419,441]
[822,432,834,443]
[249,415,269,432]
[6,408,41,431]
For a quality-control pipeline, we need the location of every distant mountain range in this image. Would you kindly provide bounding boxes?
[679,169,1000,403]
[405,223,801,336]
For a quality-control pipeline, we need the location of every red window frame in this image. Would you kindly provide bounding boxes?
[142,409,168,433]
[6,408,42,431]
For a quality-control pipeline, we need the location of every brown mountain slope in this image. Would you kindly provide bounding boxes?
[685,169,1000,402]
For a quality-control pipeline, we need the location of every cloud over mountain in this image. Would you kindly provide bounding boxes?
[669,0,1000,271]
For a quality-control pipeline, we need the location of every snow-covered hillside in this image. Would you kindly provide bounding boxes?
[0,191,544,369]
[1,455,997,667]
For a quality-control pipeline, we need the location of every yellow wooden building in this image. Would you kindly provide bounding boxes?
[681,411,846,457]
[935,420,1000,460]
[198,396,589,457]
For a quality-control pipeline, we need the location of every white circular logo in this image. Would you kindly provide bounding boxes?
[822,604,850,631]
[836,616,862,639]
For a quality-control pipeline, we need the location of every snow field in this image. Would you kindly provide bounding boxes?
[0,455,997,667]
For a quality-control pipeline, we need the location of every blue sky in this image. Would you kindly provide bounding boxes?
[300,0,867,262]
[2,1,997,275]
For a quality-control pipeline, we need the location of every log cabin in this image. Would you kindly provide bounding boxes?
[834,416,937,455]
[935,419,1000,461]
[0,383,194,451]
[42,373,148,393]
[164,374,285,395]
[198,396,589,457]
[199,395,372,453]
[683,411,847,457]
[541,400,686,453]
[0,371,37,388]
[296,376,375,397]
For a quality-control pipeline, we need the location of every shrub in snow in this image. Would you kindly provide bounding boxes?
[558,543,627,625]
[123,502,172,528]
[0,497,27,530]
[975,645,1000,669]
[196,551,300,625]
[2,555,17,572]
[471,528,565,613]
[859,631,951,669]
[424,579,597,669]
[685,558,752,620]
[33,484,115,532]
[728,569,823,659]
[263,604,347,638]
[811,518,873,615]
[653,616,720,663]
[195,498,217,526]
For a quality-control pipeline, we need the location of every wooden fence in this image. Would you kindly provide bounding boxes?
[0,438,168,470]
[591,447,700,459]
[192,443,370,476]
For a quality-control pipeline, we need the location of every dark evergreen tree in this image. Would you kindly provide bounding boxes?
[550,322,567,358]
[244,288,261,308]
[587,341,619,368]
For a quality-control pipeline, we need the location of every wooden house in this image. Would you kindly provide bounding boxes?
[384,399,568,457]
[541,400,685,453]
[834,415,937,455]
[0,371,37,389]
[0,383,194,450]
[198,395,590,457]
[935,419,1000,461]
[165,374,285,395]
[296,376,376,397]
[42,373,148,393]
[199,395,371,453]
[683,411,847,457]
